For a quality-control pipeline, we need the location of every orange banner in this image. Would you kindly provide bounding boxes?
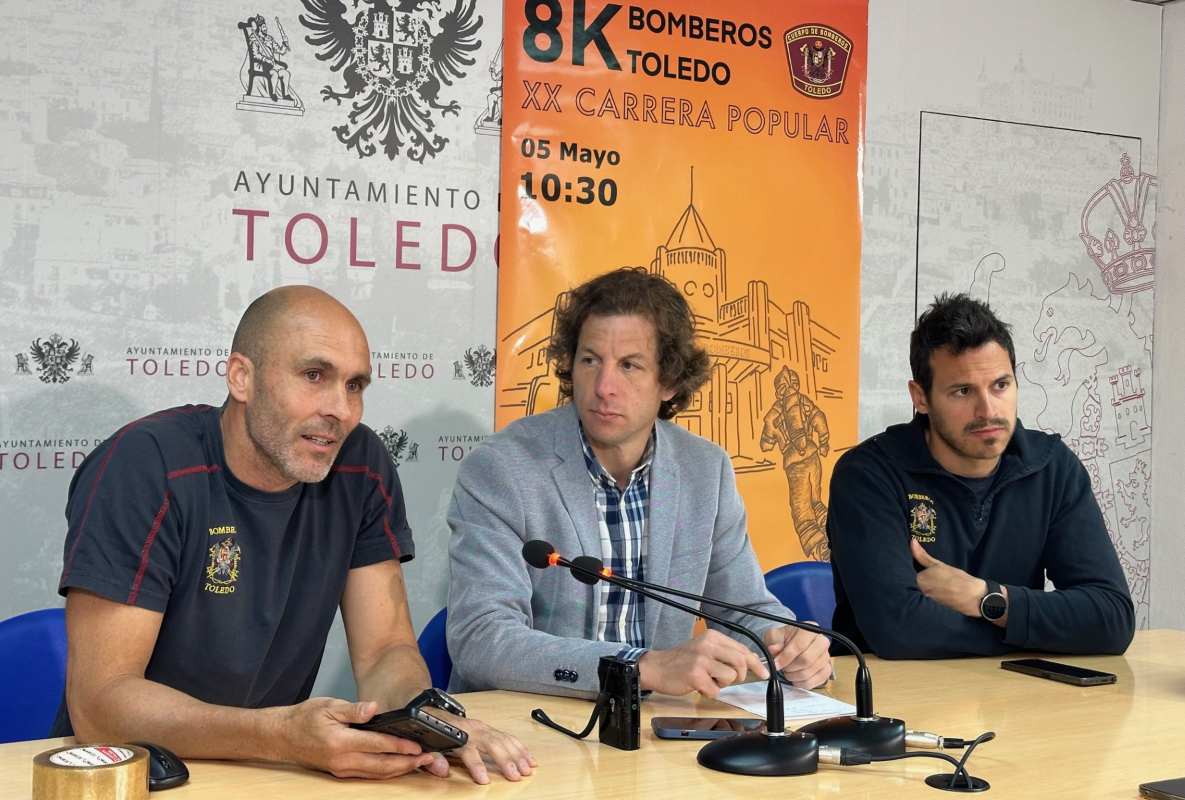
[496,0,867,567]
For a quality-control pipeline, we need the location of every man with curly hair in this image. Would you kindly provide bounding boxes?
[447,268,831,699]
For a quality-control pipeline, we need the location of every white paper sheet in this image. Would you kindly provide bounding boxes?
[716,681,857,720]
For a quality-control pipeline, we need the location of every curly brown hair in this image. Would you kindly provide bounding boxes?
[546,267,710,420]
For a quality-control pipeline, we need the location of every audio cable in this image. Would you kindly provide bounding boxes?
[819,731,996,791]
[905,730,982,749]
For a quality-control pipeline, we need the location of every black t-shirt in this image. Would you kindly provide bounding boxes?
[955,465,1000,509]
[53,404,413,734]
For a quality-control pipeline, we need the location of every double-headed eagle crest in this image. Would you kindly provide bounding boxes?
[299,0,482,162]
[378,425,410,465]
[30,334,81,384]
[463,344,495,387]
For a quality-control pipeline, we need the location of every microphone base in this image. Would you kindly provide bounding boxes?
[925,773,990,792]
[797,714,906,756]
[696,731,818,776]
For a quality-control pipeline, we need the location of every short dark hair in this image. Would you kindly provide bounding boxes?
[546,267,710,419]
[910,293,1015,395]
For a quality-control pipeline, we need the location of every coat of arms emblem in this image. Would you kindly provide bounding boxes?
[784,24,852,99]
[206,537,242,586]
[463,344,495,387]
[909,497,938,543]
[29,334,81,384]
[300,0,483,161]
[379,425,419,466]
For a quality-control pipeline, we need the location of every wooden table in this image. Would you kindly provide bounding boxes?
[3,630,1182,798]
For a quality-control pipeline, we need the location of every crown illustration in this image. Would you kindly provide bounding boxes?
[1079,153,1156,294]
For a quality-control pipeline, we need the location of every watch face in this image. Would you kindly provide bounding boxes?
[981,594,1007,620]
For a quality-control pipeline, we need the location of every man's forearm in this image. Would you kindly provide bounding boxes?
[353,642,432,711]
[1004,585,1135,654]
[71,675,288,762]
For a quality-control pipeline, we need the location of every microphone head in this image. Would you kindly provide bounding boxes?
[522,539,556,569]
[570,555,605,585]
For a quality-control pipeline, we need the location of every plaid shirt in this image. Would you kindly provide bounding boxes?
[579,424,654,662]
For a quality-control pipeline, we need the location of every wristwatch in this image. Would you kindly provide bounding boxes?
[407,688,466,718]
[979,579,1008,621]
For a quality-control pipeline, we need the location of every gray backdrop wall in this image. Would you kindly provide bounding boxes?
[0,0,1172,701]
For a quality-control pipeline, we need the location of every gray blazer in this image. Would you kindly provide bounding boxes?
[446,404,793,697]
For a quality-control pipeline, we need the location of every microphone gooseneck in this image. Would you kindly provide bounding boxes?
[521,540,995,785]
[523,539,819,776]
[569,553,873,710]
[527,541,906,758]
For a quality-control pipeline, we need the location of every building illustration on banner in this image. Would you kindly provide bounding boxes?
[498,172,845,560]
[236,14,305,116]
[299,0,483,161]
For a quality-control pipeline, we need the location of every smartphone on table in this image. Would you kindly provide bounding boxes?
[1140,778,1185,800]
[1000,657,1117,686]
[651,716,766,740]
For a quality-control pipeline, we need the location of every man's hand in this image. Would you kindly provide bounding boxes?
[427,712,536,785]
[638,629,768,697]
[762,624,832,688]
[911,539,988,618]
[274,698,439,780]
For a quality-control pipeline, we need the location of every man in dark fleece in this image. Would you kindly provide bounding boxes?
[828,293,1134,659]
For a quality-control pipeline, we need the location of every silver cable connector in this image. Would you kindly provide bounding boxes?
[818,745,844,765]
[905,730,943,749]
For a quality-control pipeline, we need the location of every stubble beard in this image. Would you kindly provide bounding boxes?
[932,414,1013,463]
[244,390,334,485]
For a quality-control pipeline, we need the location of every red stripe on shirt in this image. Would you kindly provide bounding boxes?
[332,464,393,508]
[382,515,400,558]
[63,405,209,581]
[127,491,172,605]
[333,464,400,558]
[167,464,221,480]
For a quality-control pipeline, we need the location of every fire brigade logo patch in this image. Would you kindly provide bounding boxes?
[784,23,852,99]
[908,493,937,543]
[205,536,242,594]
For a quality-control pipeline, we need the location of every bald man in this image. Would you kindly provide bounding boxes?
[54,286,533,783]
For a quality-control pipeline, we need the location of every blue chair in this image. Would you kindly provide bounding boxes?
[0,608,67,743]
[417,608,452,690]
[764,561,836,629]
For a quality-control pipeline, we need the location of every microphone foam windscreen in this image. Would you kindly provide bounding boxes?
[522,539,555,568]
[570,555,604,585]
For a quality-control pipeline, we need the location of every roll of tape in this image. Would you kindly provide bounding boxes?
[32,744,149,800]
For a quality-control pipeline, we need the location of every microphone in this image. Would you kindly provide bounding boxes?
[558,547,906,758]
[524,541,819,776]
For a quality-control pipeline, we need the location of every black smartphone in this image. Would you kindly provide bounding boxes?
[651,716,766,740]
[1000,657,1117,686]
[1140,778,1185,800]
[351,706,469,751]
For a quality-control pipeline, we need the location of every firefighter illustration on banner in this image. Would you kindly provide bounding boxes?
[760,366,831,561]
